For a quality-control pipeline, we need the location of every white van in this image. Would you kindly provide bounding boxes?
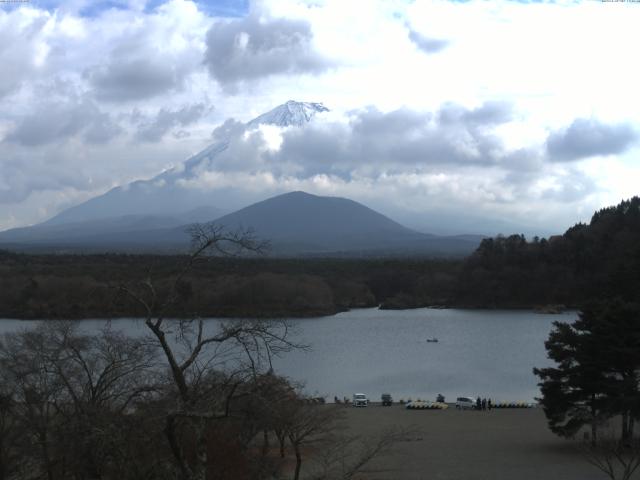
[352,393,369,407]
[456,397,475,410]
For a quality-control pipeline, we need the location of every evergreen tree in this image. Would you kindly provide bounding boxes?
[534,300,640,443]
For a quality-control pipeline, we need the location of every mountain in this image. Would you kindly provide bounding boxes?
[246,100,329,128]
[210,191,421,251]
[41,101,329,226]
[0,206,224,247]
[205,191,480,255]
[0,99,482,256]
[0,191,481,256]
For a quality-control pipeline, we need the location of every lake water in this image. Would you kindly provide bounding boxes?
[0,308,575,403]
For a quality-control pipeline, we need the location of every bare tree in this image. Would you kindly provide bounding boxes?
[0,326,65,480]
[44,321,158,479]
[266,391,407,480]
[583,425,640,480]
[0,321,160,480]
[309,426,410,480]
[117,223,300,480]
[0,388,19,480]
[284,402,343,480]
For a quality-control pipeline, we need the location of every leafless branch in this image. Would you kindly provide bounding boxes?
[582,427,640,480]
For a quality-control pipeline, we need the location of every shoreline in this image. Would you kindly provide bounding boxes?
[0,305,577,322]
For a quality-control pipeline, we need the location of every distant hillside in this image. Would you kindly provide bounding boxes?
[0,191,482,257]
[0,206,223,248]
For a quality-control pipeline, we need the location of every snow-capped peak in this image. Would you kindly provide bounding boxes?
[167,101,328,179]
[246,100,329,128]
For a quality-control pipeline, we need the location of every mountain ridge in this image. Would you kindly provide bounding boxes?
[0,190,483,257]
[0,100,483,256]
[41,100,327,227]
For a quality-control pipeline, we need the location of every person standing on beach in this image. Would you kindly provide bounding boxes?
[488,398,492,411]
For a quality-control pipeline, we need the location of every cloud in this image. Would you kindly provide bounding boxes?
[83,1,206,102]
[169,102,527,193]
[172,101,601,231]
[438,101,513,127]
[135,103,212,142]
[5,98,122,146]
[1,0,640,235]
[86,58,184,102]
[546,118,637,162]
[0,152,92,204]
[408,29,448,54]
[0,8,51,98]
[0,132,205,212]
[211,118,246,142]
[204,13,331,91]
[540,170,598,203]
[267,102,516,177]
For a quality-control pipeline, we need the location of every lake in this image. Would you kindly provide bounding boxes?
[0,308,574,403]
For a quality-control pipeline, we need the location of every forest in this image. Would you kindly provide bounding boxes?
[456,196,640,308]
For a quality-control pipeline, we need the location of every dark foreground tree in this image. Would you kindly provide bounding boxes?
[118,224,302,480]
[534,299,640,444]
[583,431,640,480]
[0,321,159,479]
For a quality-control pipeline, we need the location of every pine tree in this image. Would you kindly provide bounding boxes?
[534,300,640,444]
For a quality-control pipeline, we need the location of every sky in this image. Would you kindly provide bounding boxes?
[1,0,639,236]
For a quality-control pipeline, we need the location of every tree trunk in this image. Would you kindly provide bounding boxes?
[164,415,191,480]
[40,431,55,480]
[262,430,269,457]
[186,419,208,480]
[146,321,190,401]
[276,431,286,458]
[590,396,598,447]
[288,433,303,480]
[622,411,629,444]
[292,442,302,480]
[0,443,5,480]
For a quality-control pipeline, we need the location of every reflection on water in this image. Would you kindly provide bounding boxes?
[0,308,575,403]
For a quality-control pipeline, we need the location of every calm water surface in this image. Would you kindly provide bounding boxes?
[0,308,575,403]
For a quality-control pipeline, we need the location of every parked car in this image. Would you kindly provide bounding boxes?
[352,393,369,407]
[381,393,393,406]
[456,396,475,410]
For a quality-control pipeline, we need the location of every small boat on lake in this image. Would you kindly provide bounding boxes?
[426,337,439,343]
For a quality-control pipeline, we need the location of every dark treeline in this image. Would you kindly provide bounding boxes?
[0,253,460,319]
[457,196,640,308]
[1,196,639,318]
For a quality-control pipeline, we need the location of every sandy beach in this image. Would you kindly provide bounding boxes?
[334,404,608,480]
